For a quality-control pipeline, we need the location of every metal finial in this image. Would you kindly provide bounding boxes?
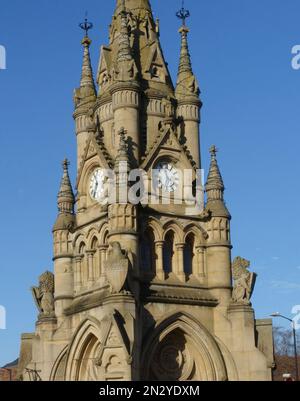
[176,0,190,26]
[79,12,93,37]
[62,158,70,171]
[209,145,218,158]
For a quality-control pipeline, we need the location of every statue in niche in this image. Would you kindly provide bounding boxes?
[232,257,257,305]
[162,97,174,119]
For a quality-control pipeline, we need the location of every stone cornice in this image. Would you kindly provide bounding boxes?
[110,81,140,95]
[52,253,73,261]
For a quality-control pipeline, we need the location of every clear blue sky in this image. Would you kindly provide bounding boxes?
[0,0,300,366]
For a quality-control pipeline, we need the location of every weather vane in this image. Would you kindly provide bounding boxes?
[176,0,190,26]
[79,12,93,37]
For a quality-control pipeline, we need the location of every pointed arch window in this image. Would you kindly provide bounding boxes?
[91,237,99,279]
[163,231,175,274]
[140,228,156,274]
[184,233,195,276]
[79,242,87,284]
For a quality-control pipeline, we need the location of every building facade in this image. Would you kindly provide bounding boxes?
[18,0,274,381]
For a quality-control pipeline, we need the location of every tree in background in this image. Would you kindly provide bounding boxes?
[273,327,300,381]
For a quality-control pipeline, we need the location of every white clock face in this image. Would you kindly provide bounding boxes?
[154,162,179,193]
[89,168,107,202]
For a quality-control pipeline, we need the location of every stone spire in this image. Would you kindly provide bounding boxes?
[74,35,96,108]
[57,159,75,214]
[98,0,174,97]
[53,160,75,231]
[175,8,200,100]
[113,0,138,82]
[178,26,192,77]
[205,146,230,217]
[117,0,133,63]
[115,0,151,14]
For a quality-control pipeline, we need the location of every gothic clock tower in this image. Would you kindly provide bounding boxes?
[18,0,274,381]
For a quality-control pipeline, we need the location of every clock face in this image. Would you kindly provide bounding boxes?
[154,162,179,193]
[89,168,107,202]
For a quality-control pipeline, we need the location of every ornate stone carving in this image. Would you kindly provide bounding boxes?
[162,97,175,119]
[150,330,195,381]
[104,242,130,294]
[232,257,257,305]
[31,271,55,318]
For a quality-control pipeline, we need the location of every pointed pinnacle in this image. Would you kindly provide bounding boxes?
[178,26,192,76]
[57,159,75,214]
[80,38,96,93]
[117,1,132,63]
[206,145,224,196]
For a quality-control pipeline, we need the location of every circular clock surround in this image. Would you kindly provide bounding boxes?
[154,161,179,193]
[89,168,107,202]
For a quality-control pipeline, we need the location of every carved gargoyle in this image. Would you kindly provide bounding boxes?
[231,257,257,305]
[31,271,55,318]
[104,242,131,294]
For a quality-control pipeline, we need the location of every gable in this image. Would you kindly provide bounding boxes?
[76,134,111,190]
[140,125,197,171]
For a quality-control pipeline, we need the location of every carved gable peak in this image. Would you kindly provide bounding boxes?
[141,122,197,171]
[76,133,112,189]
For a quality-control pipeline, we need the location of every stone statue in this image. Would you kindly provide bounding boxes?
[162,97,174,118]
[231,257,256,305]
[31,271,55,317]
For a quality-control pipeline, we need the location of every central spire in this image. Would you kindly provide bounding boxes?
[98,0,174,98]
[115,0,151,12]
[117,0,133,63]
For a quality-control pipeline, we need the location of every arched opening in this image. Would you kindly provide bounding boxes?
[163,231,175,275]
[141,313,228,382]
[140,228,156,274]
[79,242,87,285]
[184,233,195,277]
[77,334,99,381]
[91,237,99,280]
[64,318,102,381]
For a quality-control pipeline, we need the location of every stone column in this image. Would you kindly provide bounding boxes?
[177,100,201,168]
[87,250,95,283]
[176,243,186,282]
[111,83,140,164]
[74,255,83,293]
[99,245,108,278]
[155,241,164,280]
[195,246,205,278]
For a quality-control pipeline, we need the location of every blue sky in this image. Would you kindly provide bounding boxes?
[0,0,300,366]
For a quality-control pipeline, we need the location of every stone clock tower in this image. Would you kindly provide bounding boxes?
[18,0,274,381]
